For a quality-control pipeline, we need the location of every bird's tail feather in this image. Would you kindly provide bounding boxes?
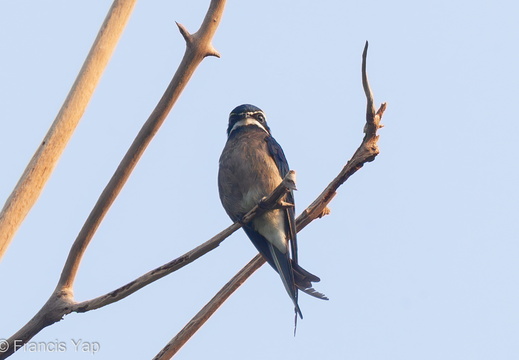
[268,242,303,319]
[292,263,328,300]
[242,226,326,313]
[297,285,329,300]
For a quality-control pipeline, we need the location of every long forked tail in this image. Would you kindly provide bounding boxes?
[292,263,329,300]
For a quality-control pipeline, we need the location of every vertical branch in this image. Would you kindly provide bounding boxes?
[362,41,376,121]
[0,0,137,260]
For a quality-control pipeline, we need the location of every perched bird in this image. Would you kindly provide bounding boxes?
[218,104,327,320]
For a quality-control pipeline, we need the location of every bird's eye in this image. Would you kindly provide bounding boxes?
[256,114,265,123]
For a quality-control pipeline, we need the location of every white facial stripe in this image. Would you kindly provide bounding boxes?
[230,110,264,117]
[229,118,268,134]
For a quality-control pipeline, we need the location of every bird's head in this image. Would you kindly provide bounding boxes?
[226,104,271,136]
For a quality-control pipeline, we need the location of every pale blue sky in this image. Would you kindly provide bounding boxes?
[1,1,518,359]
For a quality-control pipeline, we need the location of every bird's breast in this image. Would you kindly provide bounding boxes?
[218,129,283,217]
[218,128,289,253]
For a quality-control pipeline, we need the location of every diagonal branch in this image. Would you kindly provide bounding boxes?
[56,0,226,294]
[153,254,264,360]
[0,1,227,359]
[155,41,387,358]
[0,0,137,261]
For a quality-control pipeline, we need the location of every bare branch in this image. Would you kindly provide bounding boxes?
[153,255,265,360]
[157,43,387,357]
[1,291,74,360]
[73,225,240,312]
[1,1,227,358]
[297,40,386,230]
[0,0,137,261]
[363,41,376,120]
[56,0,227,293]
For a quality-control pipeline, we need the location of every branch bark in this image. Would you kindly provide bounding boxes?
[153,254,265,360]
[155,41,387,359]
[0,0,137,261]
[0,1,227,358]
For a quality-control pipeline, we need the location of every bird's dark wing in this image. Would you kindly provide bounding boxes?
[265,135,290,177]
[242,225,303,318]
[266,136,328,301]
[265,136,299,263]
